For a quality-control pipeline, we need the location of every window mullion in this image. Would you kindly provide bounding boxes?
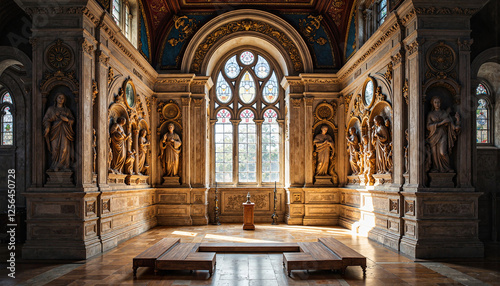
[255,120,263,187]
[231,119,240,186]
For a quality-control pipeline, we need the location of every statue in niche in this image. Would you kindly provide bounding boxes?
[109,117,131,174]
[43,93,75,172]
[137,129,150,175]
[426,96,461,173]
[160,122,182,176]
[313,125,335,176]
[371,115,391,174]
[362,134,375,185]
[124,150,136,175]
[346,127,360,175]
[92,128,97,174]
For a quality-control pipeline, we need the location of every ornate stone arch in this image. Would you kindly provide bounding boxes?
[181,9,314,75]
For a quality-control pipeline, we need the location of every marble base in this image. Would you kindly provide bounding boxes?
[314,175,333,186]
[347,175,360,185]
[373,173,392,185]
[403,173,409,185]
[45,171,73,187]
[125,174,148,185]
[163,176,180,185]
[429,172,455,188]
[108,173,127,184]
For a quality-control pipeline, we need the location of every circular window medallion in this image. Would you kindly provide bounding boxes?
[315,102,334,121]
[362,77,376,108]
[47,41,72,70]
[123,80,136,108]
[163,102,180,120]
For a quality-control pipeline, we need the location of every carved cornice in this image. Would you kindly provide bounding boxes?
[339,22,400,81]
[158,78,192,84]
[414,6,479,16]
[302,78,339,84]
[190,19,303,73]
[400,8,416,26]
[25,6,86,16]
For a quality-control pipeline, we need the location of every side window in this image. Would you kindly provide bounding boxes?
[1,92,14,146]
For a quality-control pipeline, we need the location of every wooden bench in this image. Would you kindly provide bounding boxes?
[283,242,342,276]
[199,242,300,253]
[319,237,367,275]
[132,238,180,276]
[155,243,216,277]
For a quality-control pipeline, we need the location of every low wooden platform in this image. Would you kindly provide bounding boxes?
[283,238,367,277]
[133,237,366,278]
[198,242,300,252]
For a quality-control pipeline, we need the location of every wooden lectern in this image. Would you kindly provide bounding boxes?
[243,192,255,230]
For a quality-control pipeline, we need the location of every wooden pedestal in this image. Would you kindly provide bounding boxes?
[243,202,255,230]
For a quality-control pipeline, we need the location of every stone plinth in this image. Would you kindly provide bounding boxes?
[108,173,127,184]
[347,175,360,185]
[243,202,255,230]
[429,172,455,188]
[45,171,73,187]
[373,173,392,186]
[314,176,333,186]
[125,174,148,185]
[163,176,180,186]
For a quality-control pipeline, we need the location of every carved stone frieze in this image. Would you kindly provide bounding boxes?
[389,199,399,214]
[190,19,303,73]
[414,6,479,16]
[405,200,415,216]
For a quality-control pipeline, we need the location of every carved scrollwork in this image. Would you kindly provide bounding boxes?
[383,62,393,83]
[92,80,98,106]
[403,79,409,105]
[168,15,199,47]
[426,42,456,73]
[40,70,79,102]
[299,15,327,46]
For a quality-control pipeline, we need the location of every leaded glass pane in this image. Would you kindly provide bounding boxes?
[254,56,270,78]
[216,72,232,103]
[2,106,13,145]
[240,51,255,65]
[2,92,12,103]
[476,83,487,95]
[224,55,240,79]
[263,72,278,103]
[377,0,387,25]
[262,109,279,182]
[112,0,120,24]
[215,109,232,182]
[239,109,256,182]
[476,99,489,143]
[239,71,256,103]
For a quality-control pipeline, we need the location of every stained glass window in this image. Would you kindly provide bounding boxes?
[239,110,256,182]
[254,56,270,78]
[212,50,283,184]
[240,51,255,65]
[216,72,232,103]
[476,83,487,95]
[225,55,240,78]
[124,3,130,39]
[476,99,489,144]
[239,71,256,104]
[263,72,278,103]
[262,109,279,182]
[2,106,13,145]
[112,0,120,24]
[377,0,387,26]
[215,109,233,182]
[2,92,12,103]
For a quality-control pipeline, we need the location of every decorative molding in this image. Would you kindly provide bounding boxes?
[97,50,110,66]
[80,38,94,56]
[302,78,338,84]
[29,37,38,49]
[181,97,191,106]
[427,42,455,73]
[299,15,327,46]
[406,38,424,56]
[414,6,479,16]
[339,22,400,81]
[457,38,473,52]
[158,78,192,84]
[375,86,385,102]
[391,51,403,66]
[405,200,415,216]
[157,99,182,135]
[167,15,199,47]
[192,98,204,107]
[92,80,98,106]
[190,19,303,73]
[314,100,337,126]
[400,8,416,26]
[327,0,346,27]
[46,39,73,71]
[40,70,79,101]
[304,97,314,106]
[389,199,399,214]
[403,79,409,105]
[344,93,353,115]
[107,67,114,86]
[290,98,302,108]
[384,62,393,83]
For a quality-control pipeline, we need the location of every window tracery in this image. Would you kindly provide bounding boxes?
[475,83,492,144]
[1,92,14,146]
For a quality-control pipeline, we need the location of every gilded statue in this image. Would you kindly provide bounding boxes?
[160,123,182,176]
[43,93,75,172]
[109,117,131,174]
[346,127,360,175]
[137,129,150,175]
[362,134,375,185]
[426,96,460,173]
[124,150,136,175]
[371,116,391,174]
[313,125,335,176]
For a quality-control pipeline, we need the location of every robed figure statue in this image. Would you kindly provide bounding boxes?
[109,117,130,174]
[313,125,335,176]
[371,115,391,174]
[346,127,360,175]
[43,93,75,171]
[426,96,460,173]
[137,129,150,175]
[160,123,182,176]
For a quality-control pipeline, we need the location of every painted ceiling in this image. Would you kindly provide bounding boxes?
[134,0,357,70]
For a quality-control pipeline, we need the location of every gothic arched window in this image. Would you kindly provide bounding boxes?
[1,92,14,146]
[211,50,284,186]
[476,83,491,144]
